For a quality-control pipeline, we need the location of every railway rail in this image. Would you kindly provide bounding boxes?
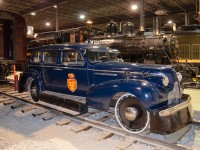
[0,83,199,150]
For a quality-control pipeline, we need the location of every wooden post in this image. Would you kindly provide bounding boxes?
[14,65,18,91]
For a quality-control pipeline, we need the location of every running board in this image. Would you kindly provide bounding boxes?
[39,90,88,115]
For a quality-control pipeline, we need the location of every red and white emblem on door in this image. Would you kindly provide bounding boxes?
[67,73,77,92]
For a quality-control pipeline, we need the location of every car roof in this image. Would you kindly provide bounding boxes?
[28,43,120,53]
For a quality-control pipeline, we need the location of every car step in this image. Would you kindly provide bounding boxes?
[40,91,86,103]
[40,91,88,114]
[38,101,85,116]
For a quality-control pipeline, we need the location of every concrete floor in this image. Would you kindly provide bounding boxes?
[184,88,200,121]
[184,88,200,111]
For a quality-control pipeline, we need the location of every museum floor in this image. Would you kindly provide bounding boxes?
[184,88,200,113]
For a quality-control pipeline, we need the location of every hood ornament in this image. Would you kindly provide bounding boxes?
[124,71,132,79]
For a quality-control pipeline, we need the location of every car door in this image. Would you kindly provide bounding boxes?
[28,50,43,77]
[42,48,60,91]
[51,48,90,96]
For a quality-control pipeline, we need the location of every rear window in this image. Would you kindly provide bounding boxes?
[30,51,42,63]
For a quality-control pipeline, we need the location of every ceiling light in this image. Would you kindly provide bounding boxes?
[80,14,85,19]
[155,10,167,15]
[131,4,138,10]
[86,20,93,24]
[34,34,38,38]
[54,5,57,8]
[168,20,173,24]
[31,12,36,16]
[45,22,50,26]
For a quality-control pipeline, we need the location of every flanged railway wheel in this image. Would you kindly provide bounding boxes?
[115,93,150,134]
[28,78,39,102]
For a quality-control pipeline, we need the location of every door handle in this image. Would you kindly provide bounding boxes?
[53,68,63,71]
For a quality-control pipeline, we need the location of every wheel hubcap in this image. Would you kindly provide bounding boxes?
[124,107,138,121]
[115,93,150,134]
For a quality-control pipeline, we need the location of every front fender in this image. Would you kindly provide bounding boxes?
[18,70,44,92]
[86,79,160,110]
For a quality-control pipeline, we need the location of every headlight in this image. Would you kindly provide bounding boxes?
[163,76,169,86]
[177,72,182,81]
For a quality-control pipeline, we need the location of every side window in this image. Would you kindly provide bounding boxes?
[30,51,41,63]
[43,50,58,64]
[86,51,95,63]
[63,50,84,65]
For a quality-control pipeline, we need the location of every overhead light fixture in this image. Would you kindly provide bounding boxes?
[155,10,167,15]
[34,34,38,38]
[86,20,93,24]
[168,20,173,24]
[80,14,85,20]
[131,4,138,10]
[45,22,50,26]
[31,12,36,16]
[54,5,57,8]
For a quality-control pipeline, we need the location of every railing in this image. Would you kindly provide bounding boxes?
[179,44,200,61]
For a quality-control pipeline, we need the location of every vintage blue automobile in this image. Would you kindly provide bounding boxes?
[18,43,193,134]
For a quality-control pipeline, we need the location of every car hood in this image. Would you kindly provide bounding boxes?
[93,62,172,73]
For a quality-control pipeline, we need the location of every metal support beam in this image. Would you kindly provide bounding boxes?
[140,0,145,31]
[170,0,186,12]
[153,17,161,35]
[185,13,189,25]
[56,3,59,31]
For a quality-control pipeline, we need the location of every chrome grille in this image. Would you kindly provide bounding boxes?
[168,82,180,105]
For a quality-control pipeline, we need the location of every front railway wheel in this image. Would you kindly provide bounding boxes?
[28,78,39,102]
[115,93,150,134]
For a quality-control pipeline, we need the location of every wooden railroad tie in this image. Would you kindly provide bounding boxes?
[42,112,60,121]
[5,91,18,94]
[116,137,137,150]
[56,119,71,126]
[0,88,13,92]
[93,131,114,141]
[21,106,36,113]
[71,123,92,133]
[96,114,113,122]
[80,109,101,117]
[11,103,25,109]
[17,95,29,99]
[11,93,21,96]
[13,92,28,97]
[32,109,48,117]
[0,97,10,103]
[4,99,15,105]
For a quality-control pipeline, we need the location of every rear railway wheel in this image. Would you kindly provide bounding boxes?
[115,93,150,134]
[27,78,39,102]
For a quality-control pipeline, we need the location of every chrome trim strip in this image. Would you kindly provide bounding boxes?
[29,66,162,77]
[88,69,124,73]
[159,96,191,117]
[94,72,117,76]
[90,69,162,77]
[29,65,87,71]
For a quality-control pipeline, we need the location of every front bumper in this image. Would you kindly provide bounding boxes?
[150,94,193,134]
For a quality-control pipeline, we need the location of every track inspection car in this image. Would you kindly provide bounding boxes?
[18,43,193,134]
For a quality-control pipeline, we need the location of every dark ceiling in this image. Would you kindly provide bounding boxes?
[0,0,199,33]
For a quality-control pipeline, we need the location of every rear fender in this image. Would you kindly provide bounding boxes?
[18,70,44,92]
[86,79,160,110]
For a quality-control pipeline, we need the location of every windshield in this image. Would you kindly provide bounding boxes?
[86,51,123,63]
